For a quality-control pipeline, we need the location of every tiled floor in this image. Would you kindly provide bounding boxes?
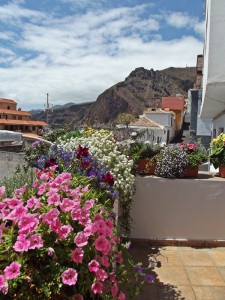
[128,242,225,300]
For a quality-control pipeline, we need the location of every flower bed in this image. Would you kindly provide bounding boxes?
[0,128,154,299]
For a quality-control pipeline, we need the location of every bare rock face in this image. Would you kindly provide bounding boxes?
[31,66,196,127]
[87,66,196,124]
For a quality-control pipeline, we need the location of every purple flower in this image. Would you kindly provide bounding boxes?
[145,273,155,283]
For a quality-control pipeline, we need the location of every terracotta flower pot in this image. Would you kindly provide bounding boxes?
[185,166,199,178]
[219,165,225,178]
[137,159,155,175]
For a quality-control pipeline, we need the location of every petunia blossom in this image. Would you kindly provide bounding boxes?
[4,262,21,279]
[61,268,78,286]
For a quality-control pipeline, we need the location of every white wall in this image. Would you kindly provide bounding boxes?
[144,112,171,127]
[201,0,225,118]
[131,176,225,240]
[213,114,225,137]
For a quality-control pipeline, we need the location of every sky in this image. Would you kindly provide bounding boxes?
[0,0,205,110]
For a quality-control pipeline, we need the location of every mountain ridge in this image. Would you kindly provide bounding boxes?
[31,66,196,127]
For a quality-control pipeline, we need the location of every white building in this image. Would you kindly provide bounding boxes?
[141,109,176,143]
[200,0,225,137]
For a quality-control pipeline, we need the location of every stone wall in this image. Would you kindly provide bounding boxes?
[0,151,24,180]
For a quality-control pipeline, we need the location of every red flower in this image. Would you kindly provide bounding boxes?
[102,172,114,186]
[76,145,89,159]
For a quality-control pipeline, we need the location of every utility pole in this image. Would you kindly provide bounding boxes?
[44,93,53,124]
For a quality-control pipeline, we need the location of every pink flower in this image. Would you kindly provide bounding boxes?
[71,208,82,221]
[88,260,99,273]
[85,199,95,210]
[71,248,84,263]
[93,214,103,222]
[0,186,5,198]
[96,268,108,281]
[91,281,103,294]
[60,198,75,212]
[26,197,40,210]
[111,282,118,297]
[0,281,8,295]
[101,255,109,267]
[47,247,55,256]
[92,220,107,236]
[58,225,73,239]
[84,223,93,236]
[61,268,78,286]
[74,232,88,247]
[4,198,23,209]
[13,236,30,252]
[4,262,21,279]
[116,251,123,264]
[28,234,43,249]
[0,275,5,289]
[47,192,61,206]
[94,235,111,255]
[40,173,50,181]
[118,292,126,300]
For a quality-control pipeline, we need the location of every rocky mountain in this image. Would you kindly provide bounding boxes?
[31,66,196,127]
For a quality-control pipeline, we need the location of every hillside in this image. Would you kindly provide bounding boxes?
[32,66,196,127]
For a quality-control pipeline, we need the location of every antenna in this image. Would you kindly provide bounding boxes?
[44,93,52,124]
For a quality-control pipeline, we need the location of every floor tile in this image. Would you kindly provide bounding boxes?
[208,250,225,266]
[193,286,225,300]
[158,285,196,300]
[179,250,214,266]
[217,266,225,281]
[154,250,183,267]
[186,266,225,286]
[155,266,190,286]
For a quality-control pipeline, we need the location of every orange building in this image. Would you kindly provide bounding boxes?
[0,98,47,135]
[161,96,185,134]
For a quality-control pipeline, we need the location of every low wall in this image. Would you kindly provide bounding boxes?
[131,174,225,241]
[0,152,24,180]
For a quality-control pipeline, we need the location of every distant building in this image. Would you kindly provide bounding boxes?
[161,96,185,134]
[0,98,47,135]
[142,108,176,143]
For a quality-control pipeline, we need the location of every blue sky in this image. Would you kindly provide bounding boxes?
[0,0,205,110]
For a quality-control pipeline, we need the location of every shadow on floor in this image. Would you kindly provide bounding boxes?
[127,241,185,300]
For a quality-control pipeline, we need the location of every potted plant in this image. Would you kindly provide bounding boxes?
[210,133,225,177]
[129,142,161,175]
[179,141,208,177]
[155,145,188,179]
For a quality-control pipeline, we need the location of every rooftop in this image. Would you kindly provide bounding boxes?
[0,119,47,126]
[0,109,31,116]
[130,116,164,128]
[0,98,17,104]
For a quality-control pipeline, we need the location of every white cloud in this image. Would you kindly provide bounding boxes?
[0,3,203,110]
[167,12,205,38]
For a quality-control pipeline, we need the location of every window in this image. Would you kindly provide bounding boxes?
[213,129,216,138]
[18,116,22,120]
[7,106,10,110]
[219,127,224,134]
[3,115,7,119]
[32,126,35,131]
[12,116,16,119]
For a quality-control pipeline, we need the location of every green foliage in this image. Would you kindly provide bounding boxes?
[116,113,136,127]
[129,142,161,162]
[0,165,36,197]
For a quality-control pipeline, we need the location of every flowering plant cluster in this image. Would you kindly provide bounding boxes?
[210,133,225,168]
[0,168,154,299]
[179,141,208,169]
[35,143,118,205]
[155,145,188,179]
[57,128,135,234]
